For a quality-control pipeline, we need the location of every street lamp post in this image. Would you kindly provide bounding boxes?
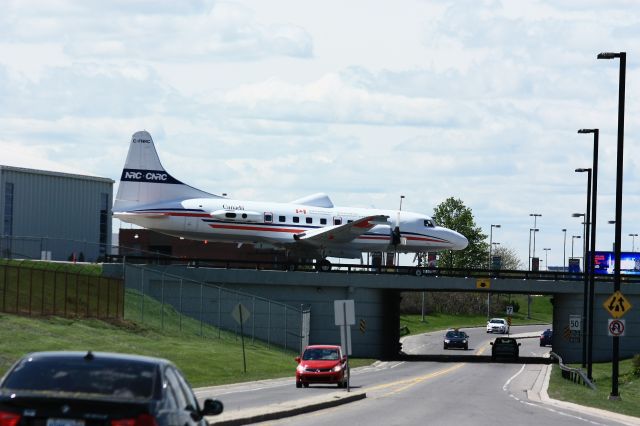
[629,233,638,252]
[489,224,501,268]
[530,213,542,268]
[573,211,588,369]
[528,228,539,270]
[578,128,599,381]
[598,50,626,400]
[571,235,581,258]
[562,229,567,272]
[543,248,551,271]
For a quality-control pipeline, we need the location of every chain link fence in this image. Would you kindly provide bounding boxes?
[122,264,310,352]
[0,260,124,319]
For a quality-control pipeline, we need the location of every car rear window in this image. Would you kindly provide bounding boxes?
[1,356,158,399]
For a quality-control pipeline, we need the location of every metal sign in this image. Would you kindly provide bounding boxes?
[569,314,581,331]
[608,319,626,337]
[603,290,632,319]
[334,300,355,326]
[506,306,514,315]
[476,278,490,289]
[232,303,251,325]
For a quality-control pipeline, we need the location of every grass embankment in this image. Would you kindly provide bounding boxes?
[400,294,553,335]
[0,289,373,387]
[548,359,640,418]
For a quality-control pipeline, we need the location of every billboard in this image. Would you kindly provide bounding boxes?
[592,251,640,275]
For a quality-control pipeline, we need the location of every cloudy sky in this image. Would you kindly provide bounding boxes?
[2,0,639,268]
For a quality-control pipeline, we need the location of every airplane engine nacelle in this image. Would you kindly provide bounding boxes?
[211,210,262,223]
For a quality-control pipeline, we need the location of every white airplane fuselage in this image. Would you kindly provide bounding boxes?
[113,131,469,260]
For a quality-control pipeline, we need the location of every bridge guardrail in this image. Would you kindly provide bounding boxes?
[550,351,596,389]
[105,255,640,283]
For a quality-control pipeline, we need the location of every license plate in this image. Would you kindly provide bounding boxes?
[46,419,85,426]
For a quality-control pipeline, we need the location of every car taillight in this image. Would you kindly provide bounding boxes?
[0,411,21,426]
[111,414,158,426]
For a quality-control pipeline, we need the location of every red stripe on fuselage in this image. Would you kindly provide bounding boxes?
[209,223,305,233]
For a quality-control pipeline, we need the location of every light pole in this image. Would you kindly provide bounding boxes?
[629,233,638,252]
[598,50,626,399]
[562,229,567,272]
[543,248,551,270]
[578,128,599,380]
[489,224,501,268]
[530,213,542,268]
[573,211,588,369]
[528,228,539,270]
[571,235,581,258]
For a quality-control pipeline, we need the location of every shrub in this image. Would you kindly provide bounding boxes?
[632,354,640,377]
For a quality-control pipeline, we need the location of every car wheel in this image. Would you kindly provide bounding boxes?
[303,382,309,388]
[296,381,302,388]
[464,344,468,351]
[443,344,448,350]
[491,355,496,361]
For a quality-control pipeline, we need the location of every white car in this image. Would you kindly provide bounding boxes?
[486,318,509,334]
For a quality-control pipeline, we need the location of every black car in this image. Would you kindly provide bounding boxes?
[490,337,521,361]
[443,330,469,350]
[539,329,553,347]
[0,351,223,425]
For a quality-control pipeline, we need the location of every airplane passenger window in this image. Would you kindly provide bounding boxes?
[225,213,236,218]
[320,218,327,225]
[279,216,286,222]
[264,214,273,222]
[306,217,313,224]
[334,219,342,225]
[424,219,435,228]
[347,220,353,223]
[293,217,300,223]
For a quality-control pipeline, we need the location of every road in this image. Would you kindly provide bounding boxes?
[198,325,632,426]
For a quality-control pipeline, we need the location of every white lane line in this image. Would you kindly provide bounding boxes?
[502,365,607,425]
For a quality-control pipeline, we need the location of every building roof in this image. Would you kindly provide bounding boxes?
[0,164,114,184]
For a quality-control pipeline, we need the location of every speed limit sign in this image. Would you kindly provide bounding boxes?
[569,314,581,331]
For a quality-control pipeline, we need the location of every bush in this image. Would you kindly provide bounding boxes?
[632,354,640,377]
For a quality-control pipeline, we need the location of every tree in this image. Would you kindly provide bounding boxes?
[491,245,525,270]
[432,197,488,269]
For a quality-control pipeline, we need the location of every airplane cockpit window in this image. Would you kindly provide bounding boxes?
[424,219,435,228]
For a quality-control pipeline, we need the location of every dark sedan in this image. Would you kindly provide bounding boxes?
[0,351,223,425]
[443,330,469,350]
[540,329,553,347]
[490,337,521,361]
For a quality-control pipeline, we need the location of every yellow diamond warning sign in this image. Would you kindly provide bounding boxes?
[476,278,490,289]
[603,290,632,319]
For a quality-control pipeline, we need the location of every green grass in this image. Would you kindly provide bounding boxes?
[548,359,640,418]
[400,295,553,335]
[0,288,373,387]
[0,258,103,276]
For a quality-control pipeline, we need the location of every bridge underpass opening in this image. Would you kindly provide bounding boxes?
[394,291,554,363]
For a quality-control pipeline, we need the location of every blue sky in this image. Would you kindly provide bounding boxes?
[2,0,639,267]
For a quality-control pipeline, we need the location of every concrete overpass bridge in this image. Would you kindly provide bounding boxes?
[109,263,640,363]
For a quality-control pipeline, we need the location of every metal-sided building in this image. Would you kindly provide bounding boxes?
[0,165,114,262]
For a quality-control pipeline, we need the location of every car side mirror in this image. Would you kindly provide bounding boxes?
[342,355,348,362]
[518,343,521,346]
[489,342,493,346]
[295,356,301,363]
[201,399,224,416]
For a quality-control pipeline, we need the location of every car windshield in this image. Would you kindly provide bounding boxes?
[1,356,157,399]
[445,331,464,338]
[302,348,339,361]
[490,319,504,324]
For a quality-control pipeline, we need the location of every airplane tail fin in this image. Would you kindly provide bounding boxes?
[113,131,217,212]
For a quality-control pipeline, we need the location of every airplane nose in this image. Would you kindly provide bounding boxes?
[451,231,468,250]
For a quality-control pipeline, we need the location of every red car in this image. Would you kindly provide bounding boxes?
[295,345,348,388]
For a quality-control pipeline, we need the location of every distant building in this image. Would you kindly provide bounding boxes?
[0,165,114,262]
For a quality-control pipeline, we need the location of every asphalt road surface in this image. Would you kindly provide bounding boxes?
[198,325,631,426]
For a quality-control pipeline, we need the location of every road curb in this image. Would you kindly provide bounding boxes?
[209,390,367,425]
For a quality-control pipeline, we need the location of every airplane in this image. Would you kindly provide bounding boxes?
[113,131,469,271]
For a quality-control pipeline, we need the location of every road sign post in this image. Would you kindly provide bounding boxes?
[232,303,251,373]
[334,300,355,392]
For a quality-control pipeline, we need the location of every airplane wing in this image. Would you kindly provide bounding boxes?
[293,215,389,246]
